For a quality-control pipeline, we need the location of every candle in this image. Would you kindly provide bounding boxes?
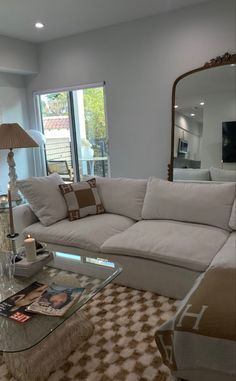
[24,235,37,262]
[8,185,15,236]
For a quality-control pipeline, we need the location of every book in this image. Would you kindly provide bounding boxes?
[26,283,85,317]
[0,281,48,323]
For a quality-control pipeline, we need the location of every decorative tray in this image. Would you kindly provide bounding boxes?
[15,252,53,277]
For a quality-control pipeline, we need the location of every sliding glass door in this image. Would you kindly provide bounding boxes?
[36,84,109,181]
[70,86,109,180]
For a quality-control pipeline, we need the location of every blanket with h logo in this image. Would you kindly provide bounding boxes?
[155,232,236,379]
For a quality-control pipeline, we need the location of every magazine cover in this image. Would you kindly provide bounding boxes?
[0,282,48,323]
[27,283,85,316]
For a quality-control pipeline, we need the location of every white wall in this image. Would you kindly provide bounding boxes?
[26,0,236,179]
[0,35,39,192]
[200,91,236,169]
[0,73,33,193]
[0,35,38,74]
[174,112,202,160]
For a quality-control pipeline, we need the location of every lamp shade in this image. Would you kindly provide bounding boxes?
[0,123,39,149]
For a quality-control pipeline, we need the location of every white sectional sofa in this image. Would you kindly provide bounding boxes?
[14,175,236,300]
[13,174,236,381]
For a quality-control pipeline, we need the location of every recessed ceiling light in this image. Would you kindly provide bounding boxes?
[200,102,205,106]
[190,113,195,117]
[35,22,45,29]
[174,105,178,109]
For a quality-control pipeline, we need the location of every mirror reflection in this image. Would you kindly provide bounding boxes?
[173,64,236,182]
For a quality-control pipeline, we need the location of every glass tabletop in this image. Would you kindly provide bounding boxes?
[0,251,122,353]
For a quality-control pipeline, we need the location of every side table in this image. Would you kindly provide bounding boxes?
[3,311,93,381]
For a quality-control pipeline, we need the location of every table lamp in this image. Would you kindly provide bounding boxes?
[0,123,38,201]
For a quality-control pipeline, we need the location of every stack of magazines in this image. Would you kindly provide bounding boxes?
[0,282,84,323]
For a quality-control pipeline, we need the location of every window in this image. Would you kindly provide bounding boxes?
[36,83,109,181]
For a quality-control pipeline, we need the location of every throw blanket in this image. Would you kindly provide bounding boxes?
[155,232,236,378]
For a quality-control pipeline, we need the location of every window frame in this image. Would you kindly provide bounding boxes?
[33,81,110,180]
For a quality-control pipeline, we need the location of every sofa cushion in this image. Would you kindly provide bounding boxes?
[142,178,235,230]
[95,177,147,221]
[210,167,236,182]
[23,213,135,253]
[173,168,210,181]
[101,220,229,272]
[229,198,236,230]
[59,178,104,221]
[209,231,236,269]
[17,173,67,226]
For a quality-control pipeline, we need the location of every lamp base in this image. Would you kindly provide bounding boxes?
[7,149,22,201]
[7,233,19,257]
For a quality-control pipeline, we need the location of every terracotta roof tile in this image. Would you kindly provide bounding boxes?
[43,116,70,130]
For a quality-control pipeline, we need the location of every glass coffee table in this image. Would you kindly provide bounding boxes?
[0,251,122,381]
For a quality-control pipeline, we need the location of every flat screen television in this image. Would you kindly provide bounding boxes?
[222,121,236,163]
[178,138,188,154]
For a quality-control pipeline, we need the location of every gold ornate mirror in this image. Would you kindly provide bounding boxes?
[169,52,236,181]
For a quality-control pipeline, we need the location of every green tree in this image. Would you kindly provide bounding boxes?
[41,92,68,116]
[83,88,106,141]
[41,88,107,142]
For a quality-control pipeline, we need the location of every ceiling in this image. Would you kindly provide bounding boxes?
[0,0,211,43]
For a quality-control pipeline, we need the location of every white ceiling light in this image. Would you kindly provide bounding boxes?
[200,102,205,106]
[174,105,178,109]
[190,113,195,117]
[35,22,45,29]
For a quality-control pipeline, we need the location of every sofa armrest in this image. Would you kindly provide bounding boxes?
[13,204,38,245]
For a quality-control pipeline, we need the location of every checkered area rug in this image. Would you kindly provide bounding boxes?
[0,284,179,381]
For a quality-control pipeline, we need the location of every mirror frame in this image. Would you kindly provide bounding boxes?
[168,52,236,181]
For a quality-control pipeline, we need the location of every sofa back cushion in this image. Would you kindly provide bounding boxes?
[17,173,68,226]
[142,177,235,230]
[95,177,147,221]
[229,198,236,230]
[173,168,210,181]
[210,167,236,182]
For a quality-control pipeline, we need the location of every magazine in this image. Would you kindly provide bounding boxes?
[26,283,85,316]
[0,281,48,323]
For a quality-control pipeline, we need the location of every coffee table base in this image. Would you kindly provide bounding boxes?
[3,311,94,381]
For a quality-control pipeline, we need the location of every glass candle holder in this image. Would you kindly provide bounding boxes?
[0,194,8,208]
[0,251,15,299]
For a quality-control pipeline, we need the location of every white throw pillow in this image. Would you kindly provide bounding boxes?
[142,177,235,231]
[17,173,68,226]
[95,177,147,221]
[210,167,236,182]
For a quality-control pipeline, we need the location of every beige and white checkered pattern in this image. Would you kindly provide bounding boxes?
[59,178,104,221]
[0,284,179,381]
